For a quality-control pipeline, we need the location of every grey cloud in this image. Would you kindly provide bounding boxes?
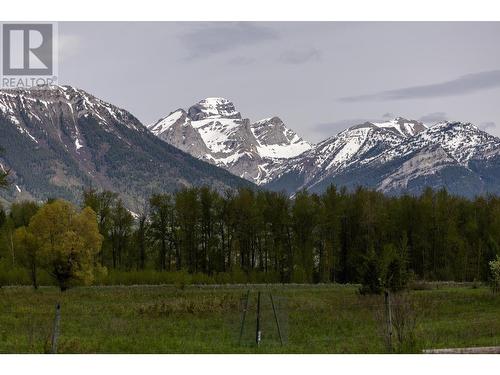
[339,70,500,102]
[179,22,278,60]
[418,112,448,124]
[227,56,255,66]
[278,47,321,64]
[382,112,394,119]
[58,34,82,62]
[56,22,500,141]
[480,121,497,131]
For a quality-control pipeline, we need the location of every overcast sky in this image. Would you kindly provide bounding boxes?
[58,22,500,143]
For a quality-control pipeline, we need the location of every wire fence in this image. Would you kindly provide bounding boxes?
[236,291,289,347]
[0,286,499,353]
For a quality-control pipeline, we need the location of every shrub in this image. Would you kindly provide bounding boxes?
[191,272,215,285]
[489,255,500,294]
[213,272,231,284]
[359,249,383,295]
[385,256,407,292]
[230,267,247,284]
[0,260,30,286]
[291,266,308,284]
[382,244,409,293]
[0,259,53,286]
[390,293,419,353]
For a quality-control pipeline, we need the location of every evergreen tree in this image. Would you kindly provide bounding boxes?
[359,247,383,295]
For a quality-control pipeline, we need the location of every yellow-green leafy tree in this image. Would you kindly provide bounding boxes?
[29,200,104,291]
[13,226,40,289]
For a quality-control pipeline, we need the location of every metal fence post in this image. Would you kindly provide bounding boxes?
[239,290,250,345]
[256,291,261,346]
[270,293,284,346]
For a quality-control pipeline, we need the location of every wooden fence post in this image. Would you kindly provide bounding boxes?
[384,290,393,352]
[51,303,61,354]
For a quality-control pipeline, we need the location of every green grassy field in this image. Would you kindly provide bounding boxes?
[0,284,499,353]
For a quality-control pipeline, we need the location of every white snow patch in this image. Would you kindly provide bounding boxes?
[15,125,38,143]
[208,151,249,166]
[319,127,372,171]
[196,98,239,119]
[75,138,83,150]
[256,142,311,159]
[250,120,312,159]
[193,118,242,154]
[372,118,426,137]
[149,110,184,135]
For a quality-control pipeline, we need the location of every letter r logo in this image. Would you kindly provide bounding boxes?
[2,24,53,76]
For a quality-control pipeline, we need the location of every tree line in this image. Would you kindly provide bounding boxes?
[2,184,500,289]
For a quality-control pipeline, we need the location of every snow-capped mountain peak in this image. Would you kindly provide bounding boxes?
[251,116,312,159]
[263,116,500,197]
[148,98,311,184]
[411,121,499,163]
[188,97,241,121]
[0,86,251,207]
[149,109,187,136]
[0,85,144,133]
[0,85,146,156]
[372,117,427,137]
[4,87,500,199]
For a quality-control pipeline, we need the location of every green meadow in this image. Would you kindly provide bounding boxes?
[0,283,499,354]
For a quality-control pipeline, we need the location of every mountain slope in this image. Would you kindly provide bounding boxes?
[266,118,500,197]
[3,86,499,202]
[149,98,311,184]
[364,121,500,196]
[264,119,418,194]
[149,104,500,198]
[0,86,254,208]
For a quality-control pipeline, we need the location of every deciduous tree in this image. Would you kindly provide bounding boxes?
[29,200,103,291]
[13,227,40,289]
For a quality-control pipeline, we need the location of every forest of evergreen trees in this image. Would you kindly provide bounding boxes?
[2,185,500,285]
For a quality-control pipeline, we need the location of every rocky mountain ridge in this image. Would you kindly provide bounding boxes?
[0,86,254,208]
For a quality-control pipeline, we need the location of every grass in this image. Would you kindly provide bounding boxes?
[0,283,499,353]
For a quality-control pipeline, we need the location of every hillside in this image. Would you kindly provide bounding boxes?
[0,86,254,208]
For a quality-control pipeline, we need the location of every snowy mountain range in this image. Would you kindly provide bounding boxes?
[265,118,500,197]
[1,86,499,205]
[150,99,500,198]
[148,98,311,183]
[0,86,253,208]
